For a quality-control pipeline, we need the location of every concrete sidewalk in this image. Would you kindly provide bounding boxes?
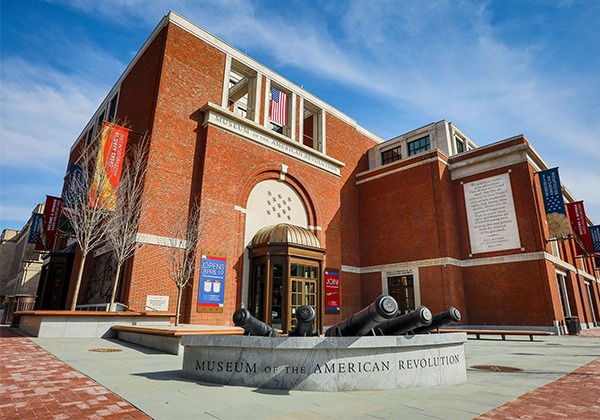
[2,326,600,419]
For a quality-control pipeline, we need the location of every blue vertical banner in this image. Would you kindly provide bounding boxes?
[63,163,85,210]
[197,253,226,313]
[589,225,600,255]
[27,213,44,244]
[538,168,570,238]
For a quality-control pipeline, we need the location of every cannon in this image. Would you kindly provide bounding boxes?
[289,305,319,337]
[374,306,432,335]
[233,308,280,337]
[324,294,399,337]
[411,307,461,334]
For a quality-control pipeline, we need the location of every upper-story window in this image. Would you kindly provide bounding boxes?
[455,136,465,154]
[86,126,95,145]
[108,93,119,122]
[96,110,106,131]
[407,135,430,156]
[381,145,402,165]
[228,59,258,121]
[302,100,323,152]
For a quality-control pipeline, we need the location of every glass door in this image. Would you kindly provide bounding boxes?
[249,259,266,321]
[388,275,415,315]
[289,262,319,331]
[271,263,284,330]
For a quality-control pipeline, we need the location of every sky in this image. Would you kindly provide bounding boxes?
[1,0,599,231]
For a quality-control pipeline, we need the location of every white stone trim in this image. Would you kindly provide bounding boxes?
[356,156,446,185]
[234,205,247,213]
[342,252,597,281]
[203,103,343,176]
[448,144,528,180]
[136,233,186,249]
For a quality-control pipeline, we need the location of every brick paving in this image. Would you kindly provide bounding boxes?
[478,327,600,419]
[1,324,600,419]
[0,326,149,419]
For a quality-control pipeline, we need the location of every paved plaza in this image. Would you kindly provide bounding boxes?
[1,325,599,419]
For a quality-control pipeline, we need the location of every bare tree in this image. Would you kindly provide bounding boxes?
[164,199,202,326]
[106,138,149,311]
[62,137,112,311]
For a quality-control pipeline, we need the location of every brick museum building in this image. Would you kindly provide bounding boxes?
[36,12,599,334]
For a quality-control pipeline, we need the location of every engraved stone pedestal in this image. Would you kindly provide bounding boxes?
[181,333,467,391]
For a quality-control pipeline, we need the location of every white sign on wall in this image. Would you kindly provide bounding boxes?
[146,295,170,312]
[463,173,521,254]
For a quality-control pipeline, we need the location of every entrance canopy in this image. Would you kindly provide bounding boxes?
[250,223,321,250]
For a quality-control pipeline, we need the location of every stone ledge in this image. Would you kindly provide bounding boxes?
[181,334,467,391]
[15,310,176,317]
[17,311,175,338]
[111,324,243,337]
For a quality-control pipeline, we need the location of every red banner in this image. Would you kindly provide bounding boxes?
[35,195,62,251]
[90,122,129,210]
[325,269,340,312]
[566,201,593,255]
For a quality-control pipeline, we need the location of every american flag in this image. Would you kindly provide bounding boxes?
[270,87,287,126]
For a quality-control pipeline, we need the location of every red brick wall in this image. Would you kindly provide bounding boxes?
[111,19,379,321]
[124,23,227,312]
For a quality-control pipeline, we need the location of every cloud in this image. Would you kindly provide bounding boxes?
[0,58,105,173]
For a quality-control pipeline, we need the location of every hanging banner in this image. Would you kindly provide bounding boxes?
[63,163,85,211]
[197,253,226,313]
[28,213,44,244]
[90,122,129,210]
[325,269,340,313]
[589,225,600,256]
[538,168,570,238]
[566,201,593,255]
[35,195,62,251]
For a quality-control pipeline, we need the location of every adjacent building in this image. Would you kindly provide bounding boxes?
[0,205,45,298]
[37,11,599,334]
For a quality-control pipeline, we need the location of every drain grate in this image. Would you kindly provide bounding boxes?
[88,348,123,353]
[470,365,523,372]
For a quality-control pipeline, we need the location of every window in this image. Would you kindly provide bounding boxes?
[407,135,430,156]
[381,146,402,165]
[302,101,323,152]
[455,137,464,154]
[108,93,118,122]
[556,273,571,317]
[228,59,257,121]
[86,126,95,145]
[96,110,106,131]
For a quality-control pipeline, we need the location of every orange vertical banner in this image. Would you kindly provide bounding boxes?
[90,122,129,210]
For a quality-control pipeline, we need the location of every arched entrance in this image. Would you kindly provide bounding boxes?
[248,223,325,333]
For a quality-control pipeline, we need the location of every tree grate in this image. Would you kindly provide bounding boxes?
[470,365,523,372]
[88,348,123,353]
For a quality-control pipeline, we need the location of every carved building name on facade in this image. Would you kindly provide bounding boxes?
[205,109,342,176]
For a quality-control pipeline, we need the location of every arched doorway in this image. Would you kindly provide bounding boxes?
[248,223,325,333]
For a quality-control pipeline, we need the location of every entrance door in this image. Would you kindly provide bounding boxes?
[289,262,319,331]
[388,275,415,315]
[247,223,325,333]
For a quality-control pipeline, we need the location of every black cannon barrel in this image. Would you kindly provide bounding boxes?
[289,305,318,337]
[375,306,432,335]
[412,307,461,334]
[325,294,399,337]
[233,308,280,337]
